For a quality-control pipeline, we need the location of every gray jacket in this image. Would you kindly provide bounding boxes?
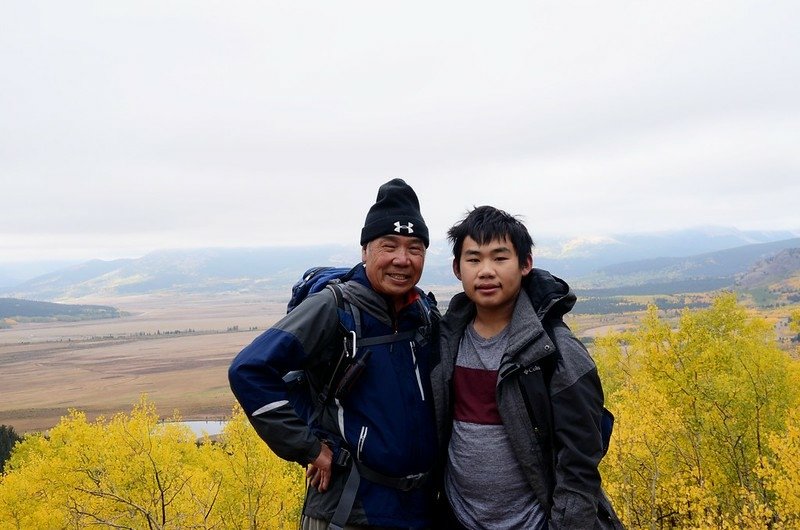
[430,269,623,529]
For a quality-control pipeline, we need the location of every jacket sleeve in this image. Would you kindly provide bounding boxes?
[228,289,340,465]
[547,323,606,530]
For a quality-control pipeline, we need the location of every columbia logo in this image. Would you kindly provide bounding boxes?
[394,221,414,234]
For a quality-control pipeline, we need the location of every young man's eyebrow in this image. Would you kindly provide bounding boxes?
[463,246,513,255]
[491,246,513,254]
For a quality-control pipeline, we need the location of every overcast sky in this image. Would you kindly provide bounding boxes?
[2,1,799,263]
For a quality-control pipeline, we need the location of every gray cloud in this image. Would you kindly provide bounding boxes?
[1,1,798,261]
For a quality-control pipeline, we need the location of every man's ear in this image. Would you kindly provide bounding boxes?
[521,255,533,277]
[452,258,462,281]
[361,244,368,262]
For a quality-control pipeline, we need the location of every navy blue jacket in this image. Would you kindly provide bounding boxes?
[229,265,437,528]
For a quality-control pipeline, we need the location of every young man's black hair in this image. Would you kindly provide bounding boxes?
[446,205,534,268]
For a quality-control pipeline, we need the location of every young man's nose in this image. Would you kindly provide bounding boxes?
[478,263,495,277]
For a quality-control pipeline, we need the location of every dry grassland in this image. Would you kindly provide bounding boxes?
[0,293,288,433]
[0,287,653,434]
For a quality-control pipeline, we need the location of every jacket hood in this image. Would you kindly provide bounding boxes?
[522,268,576,321]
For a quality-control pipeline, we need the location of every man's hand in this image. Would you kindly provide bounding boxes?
[307,442,333,493]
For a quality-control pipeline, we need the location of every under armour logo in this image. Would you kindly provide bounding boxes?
[394,221,414,234]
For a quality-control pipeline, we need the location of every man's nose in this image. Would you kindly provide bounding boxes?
[392,248,412,264]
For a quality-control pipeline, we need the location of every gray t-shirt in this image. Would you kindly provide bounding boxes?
[445,323,547,530]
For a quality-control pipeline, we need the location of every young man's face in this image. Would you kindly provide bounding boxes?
[362,235,426,307]
[454,235,532,312]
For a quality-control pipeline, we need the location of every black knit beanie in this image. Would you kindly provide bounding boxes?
[360,178,429,247]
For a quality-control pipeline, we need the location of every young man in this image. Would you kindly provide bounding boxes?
[431,206,623,530]
[229,179,438,530]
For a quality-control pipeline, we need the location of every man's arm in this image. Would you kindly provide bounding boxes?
[547,325,606,530]
[228,290,340,466]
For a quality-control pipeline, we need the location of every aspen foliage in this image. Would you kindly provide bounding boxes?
[0,397,305,529]
[595,294,800,529]
[790,309,800,353]
[790,310,800,335]
[210,404,306,529]
[759,406,800,528]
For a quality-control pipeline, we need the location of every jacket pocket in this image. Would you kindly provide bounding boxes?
[595,491,625,530]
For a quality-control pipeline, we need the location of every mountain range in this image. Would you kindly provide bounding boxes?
[2,227,799,301]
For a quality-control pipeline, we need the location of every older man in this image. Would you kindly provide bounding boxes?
[229,179,438,530]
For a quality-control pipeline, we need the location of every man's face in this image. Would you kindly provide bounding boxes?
[362,235,426,305]
[454,235,532,312]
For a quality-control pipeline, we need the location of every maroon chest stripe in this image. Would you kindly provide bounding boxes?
[453,365,502,425]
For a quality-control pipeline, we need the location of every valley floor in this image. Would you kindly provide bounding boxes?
[2,291,795,433]
[0,293,286,433]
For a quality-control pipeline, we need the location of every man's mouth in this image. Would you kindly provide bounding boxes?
[388,273,411,281]
[476,284,500,292]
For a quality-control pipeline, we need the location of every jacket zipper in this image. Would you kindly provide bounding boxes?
[357,425,368,461]
[410,341,425,401]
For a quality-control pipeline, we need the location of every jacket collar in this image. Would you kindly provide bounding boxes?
[442,267,572,363]
[342,263,424,328]
[444,291,544,359]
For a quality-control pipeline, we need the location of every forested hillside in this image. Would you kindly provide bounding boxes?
[0,298,120,325]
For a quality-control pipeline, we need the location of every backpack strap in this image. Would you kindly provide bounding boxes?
[328,464,360,530]
[335,287,431,352]
[356,331,417,347]
[315,283,353,406]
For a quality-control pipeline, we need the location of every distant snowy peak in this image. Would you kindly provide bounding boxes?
[537,236,620,259]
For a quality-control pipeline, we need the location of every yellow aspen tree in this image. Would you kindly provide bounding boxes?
[595,295,799,528]
[760,406,800,527]
[0,410,99,528]
[0,400,306,529]
[790,309,800,357]
[0,398,220,529]
[790,310,800,335]
[210,405,305,530]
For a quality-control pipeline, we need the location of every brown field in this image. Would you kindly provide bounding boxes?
[8,287,782,435]
[0,288,644,434]
[0,293,289,433]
